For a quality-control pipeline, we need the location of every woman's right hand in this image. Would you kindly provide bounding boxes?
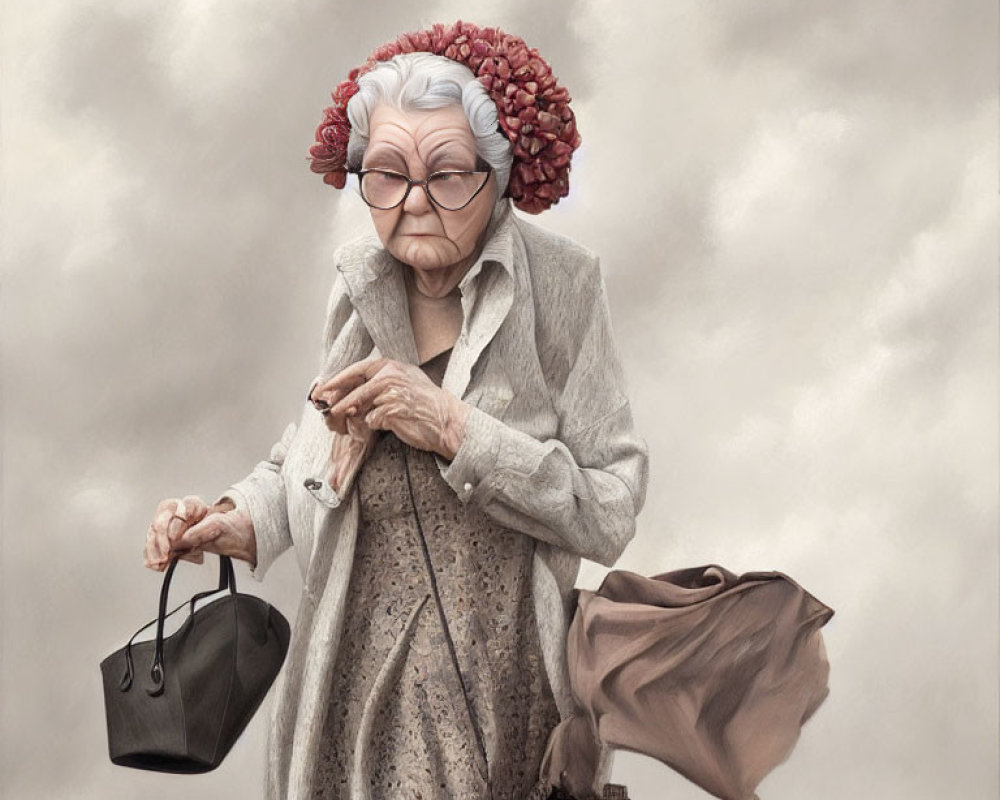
[143,496,257,572]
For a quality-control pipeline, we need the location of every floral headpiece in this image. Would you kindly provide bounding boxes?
[308,21,581,214]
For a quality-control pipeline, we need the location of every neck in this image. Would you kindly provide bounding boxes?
[408,259,472,298]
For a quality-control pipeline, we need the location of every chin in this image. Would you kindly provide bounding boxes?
[393,241,456,271]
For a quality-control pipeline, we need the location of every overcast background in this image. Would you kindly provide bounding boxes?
[2,1,996,798]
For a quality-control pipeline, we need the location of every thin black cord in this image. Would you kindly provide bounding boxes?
[400,443,494,799]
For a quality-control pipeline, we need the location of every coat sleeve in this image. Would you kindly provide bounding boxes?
[440,263,649,567]
[214,273,357,582]
[215,422,297,583]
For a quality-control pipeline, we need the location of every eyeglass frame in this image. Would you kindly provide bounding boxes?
[351,164,494,211]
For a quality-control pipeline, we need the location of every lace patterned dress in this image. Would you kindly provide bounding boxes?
[312,348,561,800]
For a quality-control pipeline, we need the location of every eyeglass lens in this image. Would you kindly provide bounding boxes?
[360,170,489,210]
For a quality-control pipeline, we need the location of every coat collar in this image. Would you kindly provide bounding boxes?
[334,200,517,398]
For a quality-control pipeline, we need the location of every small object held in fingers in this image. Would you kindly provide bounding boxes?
[308,381,331,410]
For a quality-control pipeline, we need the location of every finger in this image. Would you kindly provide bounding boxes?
[323,379,386,435]
[312,374,363,413]
[345,413,374,440]
[176,510,253,561]
[181,495,210,525]
[315,357,389,403]
[329,443,368,492]
[152,500,181,566]
[372,386,408,408]
[327,419,375,488]
[144,525,166,570]
[310,381,342,410]
[154,497,176,515]
[322,407,350,436]
[154,500,178,530]
[365,399,405,432]
[147,496,207,571]
[163,496,209,550]
[173,516,223,552]
[166,508,193,548]
[364,404,385,430]
[329,373,396,420]
[178,549,204,564]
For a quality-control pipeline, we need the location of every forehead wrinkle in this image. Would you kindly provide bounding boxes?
[413,118,475,159]
[366,121,414,153]
[422,138,476,168]
[363,140,408,165]
[368,107,476,173]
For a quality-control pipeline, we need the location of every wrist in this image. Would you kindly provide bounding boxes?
[210,498,236,515]
[247,531,258,569]
[438,398,471,461]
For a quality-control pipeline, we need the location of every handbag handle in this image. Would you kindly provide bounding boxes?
[119,555,237,696]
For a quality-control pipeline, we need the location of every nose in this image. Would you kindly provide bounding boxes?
[402,180,432,214]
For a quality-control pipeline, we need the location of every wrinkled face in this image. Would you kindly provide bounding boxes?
[362,104,497,274]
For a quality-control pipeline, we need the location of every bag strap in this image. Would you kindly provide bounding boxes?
[118,555,237,695]
[401,447,494,798]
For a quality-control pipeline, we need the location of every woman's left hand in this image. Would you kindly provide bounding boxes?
[310,358,471,460]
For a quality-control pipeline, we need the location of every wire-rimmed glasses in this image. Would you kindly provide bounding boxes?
[354,166,493,211]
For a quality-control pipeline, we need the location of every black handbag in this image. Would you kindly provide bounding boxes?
[100,554,291,773]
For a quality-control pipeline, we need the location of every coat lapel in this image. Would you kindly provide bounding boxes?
[338,245,420,366]
[336,202,518,402]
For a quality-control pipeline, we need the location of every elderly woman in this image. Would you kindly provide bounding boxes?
[143,23,647,800]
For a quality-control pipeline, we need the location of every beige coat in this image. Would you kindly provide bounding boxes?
[224,200,649,799]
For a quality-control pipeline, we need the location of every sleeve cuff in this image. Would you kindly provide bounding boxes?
[440,405,549,502]
[215,462,290,583]
[439,406,500,502]
[210,488,255,577]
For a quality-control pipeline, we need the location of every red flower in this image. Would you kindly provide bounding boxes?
[307,21,581,213]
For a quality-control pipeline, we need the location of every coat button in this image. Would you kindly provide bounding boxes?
[463,482,473,492]
[304,477,340,509]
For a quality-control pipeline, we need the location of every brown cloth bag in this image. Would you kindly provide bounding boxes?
[541,566,833,800]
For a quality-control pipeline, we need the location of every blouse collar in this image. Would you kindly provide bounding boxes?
[335,198,515,300]
[332,199,517,374]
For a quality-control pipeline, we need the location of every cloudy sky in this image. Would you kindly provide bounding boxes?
[2,1,996,798]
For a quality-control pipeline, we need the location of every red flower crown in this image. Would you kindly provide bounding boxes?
[308,21,581,214]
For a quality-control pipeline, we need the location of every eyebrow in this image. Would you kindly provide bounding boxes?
[362,144,407,169]
[424,142,476,169]
[363,141,478,173]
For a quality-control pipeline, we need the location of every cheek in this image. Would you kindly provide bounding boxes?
[369,210,398,248]
[443,203,493,255]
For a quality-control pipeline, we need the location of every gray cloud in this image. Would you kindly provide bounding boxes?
[2,1,996,798]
